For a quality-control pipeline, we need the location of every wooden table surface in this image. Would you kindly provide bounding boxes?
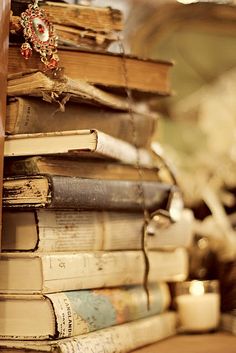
[132,332,236,353]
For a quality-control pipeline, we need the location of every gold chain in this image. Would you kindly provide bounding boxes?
[117,37,151,310]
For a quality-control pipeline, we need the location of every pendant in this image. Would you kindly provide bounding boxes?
[20,0,59,71]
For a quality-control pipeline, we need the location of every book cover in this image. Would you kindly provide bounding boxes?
[4,157,161,181]
[11,1,123,33]
[10,14,120,50]
[8,46,173,95]
[6,97,156,148]
[2,209,193,252]
[3,175,174,211]
[4,129,155,167]
[0,249,189,294]
[0,283,170,339]
[7,71,141,111]
[0,312,177,353]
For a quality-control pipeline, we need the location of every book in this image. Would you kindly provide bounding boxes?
[4,157,161,181]
[6,97,156,148]
[2,209,193,252]
[10,15,119,50]
[221,313,236,335]
[0,312,177,352]
[42,2,123,33]
[0,282,170,339]
[11,1,123,33]
[4,130,155,168]
[54,25,118,50]
[7,71,144,111]
[8,46,173,95]
[0,248,189,293]
[3,175,174,211]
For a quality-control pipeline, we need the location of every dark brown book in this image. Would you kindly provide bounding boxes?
[6,97,156,148]
[3,175,174,211]
[8,46,173,95]
[4,156,162,182]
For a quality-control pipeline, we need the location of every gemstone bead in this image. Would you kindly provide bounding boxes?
[20,43,33,59]
[46,57,59,70]
[37,24,45,34]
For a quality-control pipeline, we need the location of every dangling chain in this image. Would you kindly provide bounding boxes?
[117,38,151,310]
[20,0,60,71]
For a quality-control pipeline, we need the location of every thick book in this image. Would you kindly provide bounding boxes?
[8,46,173,95]
[0,249,188,294]
[4,129,154,168]
[0,283,170,339]
[7,71,145,111]
[3,175,174,211]
[4,157,161,181]
[0,312,177,353]
[2,209,193,252]
[6,97,156,148]
[42,2,123,33]
[10,15,119,50]
[11,1,123,33]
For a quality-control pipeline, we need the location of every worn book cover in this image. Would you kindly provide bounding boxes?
[0,283,170,339]
[3,175,174,211]
[8,46,173,95]
[0,249,189,293]
[6,97,156,148]
[0,312,177,353]
[4,129,155,168]
[4,157,161,181]
[10,15,120,50]
[2,209,193,252]
[7,71,142,111]
[11,1,123,33]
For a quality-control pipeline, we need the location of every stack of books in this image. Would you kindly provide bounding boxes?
[1,2,193,352]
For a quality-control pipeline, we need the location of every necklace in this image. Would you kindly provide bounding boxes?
[20,0,59,71]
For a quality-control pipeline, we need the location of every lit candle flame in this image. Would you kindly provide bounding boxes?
[189,281,205,296]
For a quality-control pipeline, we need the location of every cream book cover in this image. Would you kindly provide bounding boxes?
[0,249,189,294]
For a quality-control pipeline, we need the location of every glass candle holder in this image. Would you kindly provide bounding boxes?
[175,280,220,333]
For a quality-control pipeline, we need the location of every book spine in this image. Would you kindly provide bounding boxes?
[6,97,155,148]
[58,312,177,353]
[46,283,170,338]
[49,176,170,212]
[41,249,188,293]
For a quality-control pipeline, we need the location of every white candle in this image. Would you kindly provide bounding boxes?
[176,281,220,332]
